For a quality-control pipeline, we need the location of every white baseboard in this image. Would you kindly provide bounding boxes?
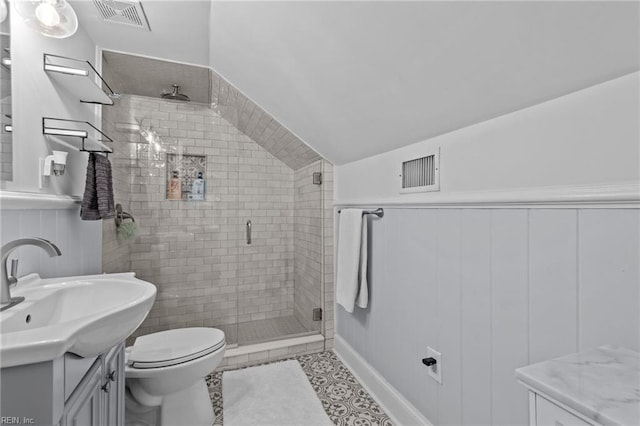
[334,334,433,426]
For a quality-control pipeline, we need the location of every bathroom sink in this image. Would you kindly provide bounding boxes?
[0,272,156,368]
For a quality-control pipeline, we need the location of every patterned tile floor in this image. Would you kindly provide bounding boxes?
[207,351,393,426]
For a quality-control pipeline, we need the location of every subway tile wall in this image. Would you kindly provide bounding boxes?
[210,71,321,170]
[102,94,334,351]
[102,95,294,343]
[321,161,335,349]
[102,105,132,274]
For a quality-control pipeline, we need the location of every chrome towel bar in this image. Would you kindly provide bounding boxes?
[338,208,384,218]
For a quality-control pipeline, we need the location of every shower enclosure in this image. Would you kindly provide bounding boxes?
[102,93,327,349]
[226,157,326,346]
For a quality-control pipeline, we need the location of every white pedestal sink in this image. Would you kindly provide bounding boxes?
[0,272,156,368]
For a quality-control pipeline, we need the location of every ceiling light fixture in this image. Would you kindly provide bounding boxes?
[13,0,78,38]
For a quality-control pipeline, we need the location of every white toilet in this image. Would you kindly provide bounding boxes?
[124,327,226,426]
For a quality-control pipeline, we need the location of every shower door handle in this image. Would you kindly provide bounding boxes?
[246,220,252,245]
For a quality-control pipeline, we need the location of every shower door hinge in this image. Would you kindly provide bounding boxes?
[313,172,322,185]
[312,307,323,321]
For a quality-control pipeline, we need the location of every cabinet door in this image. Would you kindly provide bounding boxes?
[63,360,103,426]
[535,395,593,426]
[104,344,125,426]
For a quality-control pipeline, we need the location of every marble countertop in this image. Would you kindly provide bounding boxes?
[516,345,640,426]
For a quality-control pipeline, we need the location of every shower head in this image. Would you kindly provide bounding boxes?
[161,84,190,102]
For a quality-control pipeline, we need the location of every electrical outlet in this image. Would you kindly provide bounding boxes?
[426,347,442,384]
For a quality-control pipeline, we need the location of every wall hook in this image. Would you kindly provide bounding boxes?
[114,203,135,227]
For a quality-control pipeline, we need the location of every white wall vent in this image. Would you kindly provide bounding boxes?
[92,0,151,31]
[399,148,440,193]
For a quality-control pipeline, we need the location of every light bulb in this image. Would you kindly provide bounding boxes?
[35,1,61,27]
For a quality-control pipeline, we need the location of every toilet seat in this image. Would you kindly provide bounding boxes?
[128,327,225,369]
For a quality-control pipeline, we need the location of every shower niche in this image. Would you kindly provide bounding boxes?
[165,153,206,201]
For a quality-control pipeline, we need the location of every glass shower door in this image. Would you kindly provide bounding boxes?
[234,158,324,346]
[102,94,240,347]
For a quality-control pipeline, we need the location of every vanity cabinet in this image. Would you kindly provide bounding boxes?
[0,342,125,426]
[516,346,639,426]
[104,343,125,426]
[62,343,125,426]
[527,391,595,426]
[63,360,104,426]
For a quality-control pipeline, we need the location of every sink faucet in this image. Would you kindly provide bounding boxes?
[1,238,62,311]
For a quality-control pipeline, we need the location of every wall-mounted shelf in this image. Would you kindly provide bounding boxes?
[43,117,113,154]
[43,54,115,106]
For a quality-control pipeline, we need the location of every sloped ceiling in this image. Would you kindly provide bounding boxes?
[75,1,640,166]
[101,51,211,103]
[100,50,321,170]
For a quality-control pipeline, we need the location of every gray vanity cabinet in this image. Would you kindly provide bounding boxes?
[104,343,125,426]
[0,342,125,426]
[62,343,125,426]
[62,360,104,426]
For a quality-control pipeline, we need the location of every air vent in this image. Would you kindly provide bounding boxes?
[400,149,440,193]
[92,0,151,31]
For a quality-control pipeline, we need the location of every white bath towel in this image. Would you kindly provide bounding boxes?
[336,209,369,313]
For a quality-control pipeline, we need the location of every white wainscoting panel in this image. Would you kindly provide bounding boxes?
[436,210,462,425]
[335,208,639,425]
[578,209,640,352]
[383,209,439,419]
[0,208,102,279]
[490,210,529,425]
[528,209,578,363]
[460,209,492,425]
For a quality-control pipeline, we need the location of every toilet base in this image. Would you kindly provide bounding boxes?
[125,387,161,426]
[161,379,214,426]
[125,379,214,426]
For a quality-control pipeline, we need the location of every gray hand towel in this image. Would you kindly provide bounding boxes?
[81,153,115,220]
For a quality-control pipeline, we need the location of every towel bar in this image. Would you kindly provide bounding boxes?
[338,208,384,218]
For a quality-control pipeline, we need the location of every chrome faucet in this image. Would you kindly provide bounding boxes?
[1,238,62,311]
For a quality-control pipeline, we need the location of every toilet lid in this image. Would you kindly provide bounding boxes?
[128,327,225,369]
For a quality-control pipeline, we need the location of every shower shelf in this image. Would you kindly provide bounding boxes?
[42,117,113,154]
[43,54,115,106]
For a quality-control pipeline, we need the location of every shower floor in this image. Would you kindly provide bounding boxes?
[221,315,316,346]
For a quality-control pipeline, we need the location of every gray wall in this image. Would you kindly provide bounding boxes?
[336,208,639,425]
[4,6,98,195]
